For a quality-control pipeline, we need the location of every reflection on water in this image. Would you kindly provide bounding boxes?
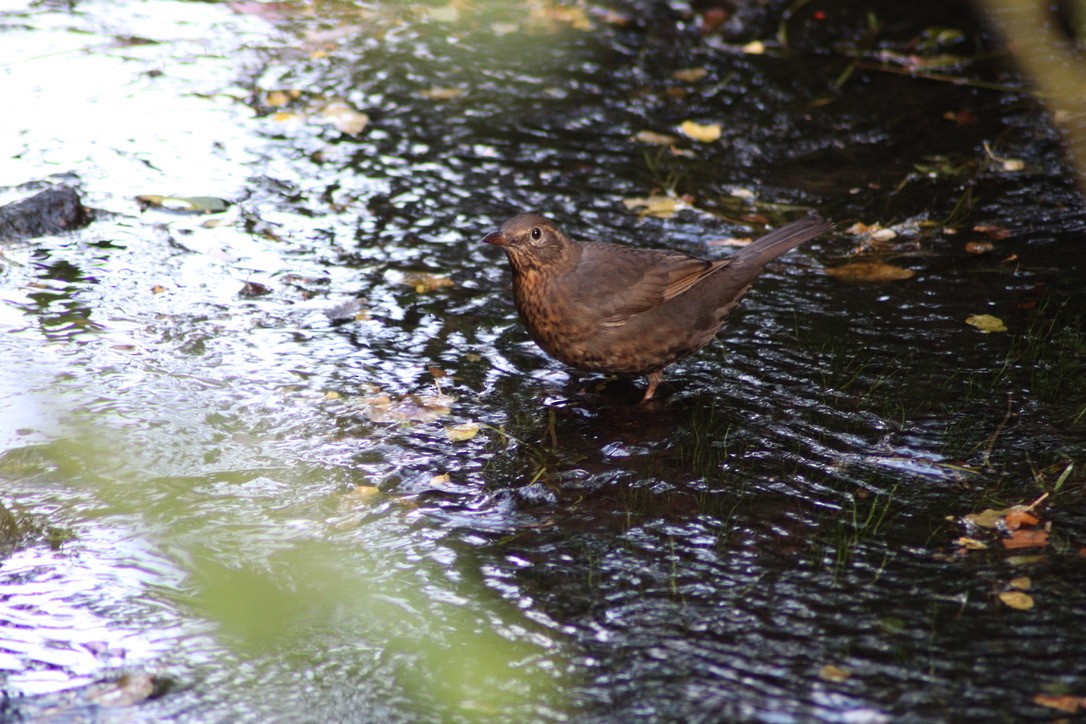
[3,0,1086,721]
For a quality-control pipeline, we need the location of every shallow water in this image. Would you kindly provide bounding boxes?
[2,0,1086,720]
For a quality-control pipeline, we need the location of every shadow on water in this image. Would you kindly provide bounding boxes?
[3,0,1086,720]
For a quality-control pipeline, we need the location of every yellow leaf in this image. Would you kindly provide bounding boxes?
[265,89,300,107]
[341,485,381,509]
[998,590,1034,610]
[824,262,916,282]
[964,508,1006,529]
[678,120,722,142]
[672,67,708,82]
[445,422,480,441]
[1009,576,1031,590]
[622,195,683,219]
[530,3,593,30]
[271,110,305,127]
[632,130,680,145]
[965,314,1007,333]
[426,4,460,22]
[818,664,851,682]
[742,40,766,54]
[418,87,465,101]
[320,99,369,136]
[403,272,454,293]
[955,536,988,550]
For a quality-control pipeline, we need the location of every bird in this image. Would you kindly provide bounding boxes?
[482,212,832,402]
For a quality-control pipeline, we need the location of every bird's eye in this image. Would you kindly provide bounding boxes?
[531,227,541,240]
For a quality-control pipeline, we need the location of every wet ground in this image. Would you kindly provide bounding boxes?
[2,0,1086,720]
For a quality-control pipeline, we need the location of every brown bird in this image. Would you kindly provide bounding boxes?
[483,212,832,401]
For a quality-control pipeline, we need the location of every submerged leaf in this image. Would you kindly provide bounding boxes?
[445,422,480,441]
[672,67,708,83]
[403,272,454,293]
[824,262,915,282]
[818,664,851,682]
[632,130,681,146]
[419,87,465,101]
[622,195,685,219]
[136,194,231,214]
[320,99,369,136]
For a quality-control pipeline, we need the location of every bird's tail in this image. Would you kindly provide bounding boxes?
[728,214,832,270]
[696,214,832,322]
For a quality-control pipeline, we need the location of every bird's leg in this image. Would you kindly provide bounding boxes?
[640,371,664,402]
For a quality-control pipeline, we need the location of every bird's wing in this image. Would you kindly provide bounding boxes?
[570,243,727,326]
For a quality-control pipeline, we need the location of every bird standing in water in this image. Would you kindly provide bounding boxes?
[483,213,832,401]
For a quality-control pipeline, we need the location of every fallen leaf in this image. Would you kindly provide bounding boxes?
[88,673,155,707]
[271,110,305,128]
[632,130,680,145]
[1034,694,1086,713]
[1003,509,1039,530]
[323,390,341,400]
[998,590,1034,610]
[955,536,988,550]
[678,120,722,142]
[845,221,898,241]
[964,241,993,254]
[622,195,685,219]
[445,422,480,441]
[672,67,708,82]
[430,473,451,484]
[403,272,454,293]
[360,392,455,423]
[344,485,381,505]
[973,224,1011,240]
[320,99,369,136]
[418,87,465,101]
[325,298,369,322]
[824,262,916,282]
[530,2,593,30]
[1009,576,1031,590]
[151,284,166,294]
[818,664,851,682]
[965,314,1007,333]
[136,195,231,214]
[1007,554,1047,565]
[239,281,272,298]
[964,508,1005,529]
[426,3,460,22]
[742,40,766,54]
[1002,529,1049,549]
[265,89,300,107]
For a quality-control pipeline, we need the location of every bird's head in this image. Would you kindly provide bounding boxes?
[482,213,571,272]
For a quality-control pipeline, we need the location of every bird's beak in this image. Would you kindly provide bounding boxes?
[482,231,511,247]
